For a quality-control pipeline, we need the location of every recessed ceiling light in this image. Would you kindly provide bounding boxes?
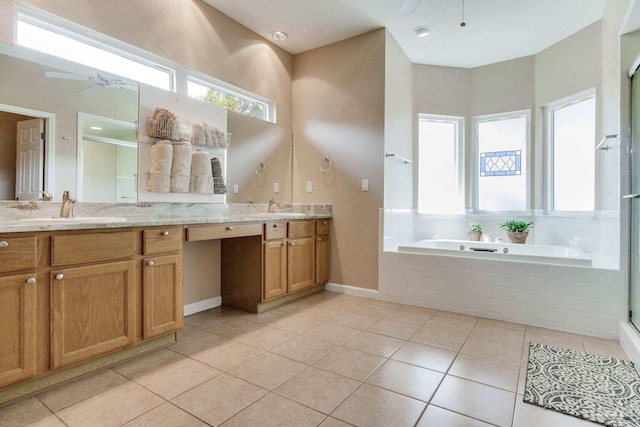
[269,31,288,41]
[413,26,430,38]
[90,126,102,130]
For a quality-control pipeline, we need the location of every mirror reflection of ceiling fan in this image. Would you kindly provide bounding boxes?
[398,0,424,15]
[44,71,137,97]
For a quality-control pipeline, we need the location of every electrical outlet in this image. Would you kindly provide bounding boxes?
[274,182,279,193]
[306,181,313,192]
[233,184,239,194]
[362,179,369,191]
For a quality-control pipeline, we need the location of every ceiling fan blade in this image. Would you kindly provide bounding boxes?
[79,84,106,97]
[398,0,422,14]
[44,71,93,81]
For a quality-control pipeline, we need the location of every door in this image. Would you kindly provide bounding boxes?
[287,237,315,293]
[630,74,640,331]
[51,261,135,368]
[15,119,44,201]
[143,255,183,339]
[264,240,287,301]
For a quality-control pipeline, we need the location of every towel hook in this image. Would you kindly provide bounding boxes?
[319,156,333,172]
[255,162,266,176]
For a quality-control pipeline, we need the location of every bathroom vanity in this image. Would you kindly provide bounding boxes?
[0,213,330,404]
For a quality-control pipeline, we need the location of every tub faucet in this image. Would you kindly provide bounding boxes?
[268,197,280,213]
[60,191,76,218]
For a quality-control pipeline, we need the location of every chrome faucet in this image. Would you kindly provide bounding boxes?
[60,191,76,218]
[268,197,280,213]
[38,191,53,201]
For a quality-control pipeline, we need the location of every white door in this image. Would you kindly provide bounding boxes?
[15,119,44,201]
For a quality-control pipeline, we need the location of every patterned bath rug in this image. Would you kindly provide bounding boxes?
[524,342,640,427]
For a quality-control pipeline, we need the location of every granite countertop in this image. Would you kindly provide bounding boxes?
[0,212,332,233]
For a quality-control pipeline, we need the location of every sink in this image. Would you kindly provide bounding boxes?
[19,217,128,223]
[268,213,304,217]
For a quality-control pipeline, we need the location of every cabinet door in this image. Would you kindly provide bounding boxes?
[51,261,135,369]
[143,255,183,339]
[287,237,315,294]
[315,235,331,284]
[0,273,37,387]
[264,240,287,301]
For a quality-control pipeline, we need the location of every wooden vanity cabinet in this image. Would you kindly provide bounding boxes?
[142,227,183,339]
[315,219,331,284]
[263,238,287,301]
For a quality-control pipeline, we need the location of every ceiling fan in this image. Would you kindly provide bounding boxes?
[44,71,137,97]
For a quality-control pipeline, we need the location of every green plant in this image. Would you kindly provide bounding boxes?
[499,220,533,233]
[468,223,482,232]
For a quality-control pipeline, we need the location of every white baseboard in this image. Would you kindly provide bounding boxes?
[619,322,640,372]
[325,282,379,299]
[184,297,222,316]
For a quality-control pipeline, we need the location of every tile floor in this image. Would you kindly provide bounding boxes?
[0,291,631,427]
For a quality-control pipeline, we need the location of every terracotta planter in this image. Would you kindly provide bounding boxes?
[507,231,528,244]
[468,231,482,241]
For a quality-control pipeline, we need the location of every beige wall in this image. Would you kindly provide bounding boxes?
[384,31,413,209]
[0,1,12,44]
[21,0,294,129]
[292,29,386,290]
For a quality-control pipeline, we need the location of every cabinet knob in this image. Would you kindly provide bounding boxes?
[273,224,280,228]
[227,226,234,231]
[323,221,328,225]
[162,231,169,236]
[0,241,8,248]
[26,277,36,284]
[281,242,286,246]
[55,274,64,280]
[318,238,322,242]
[148,261,155,266]
[290,242,295,246]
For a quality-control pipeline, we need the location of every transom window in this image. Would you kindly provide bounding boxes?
[474,111,530,212]
[546,92,596,212]
[417,114,465,214]
[16,16,174,91]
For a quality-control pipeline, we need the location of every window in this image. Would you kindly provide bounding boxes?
[188,77,273,122]
[474,111,529,212]
[16,15,174,91]
[418,114,464,214]
[546,92,595,212]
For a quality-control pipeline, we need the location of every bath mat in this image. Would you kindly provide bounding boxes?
[524,342,640,427]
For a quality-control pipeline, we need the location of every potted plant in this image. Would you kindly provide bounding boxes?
[499,220,533,244]
[468,223,482,241]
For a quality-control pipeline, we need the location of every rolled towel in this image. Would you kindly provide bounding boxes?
[191,150,213,193]
[203,123,214,147]
[211,157,227,194]
[192,123,205,146]
[170,141,192,192]
[147,140,172,192]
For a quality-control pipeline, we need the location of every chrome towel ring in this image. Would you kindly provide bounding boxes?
[255,162,266,176]
[320,156,333,172]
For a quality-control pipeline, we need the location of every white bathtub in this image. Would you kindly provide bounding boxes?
[397,239,592,267]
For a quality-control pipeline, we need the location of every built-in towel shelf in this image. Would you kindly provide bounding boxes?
[385,153,412,164]
[596,134,619,151]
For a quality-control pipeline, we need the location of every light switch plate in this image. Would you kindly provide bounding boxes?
[306,181,313,192]
[233,184,239,194]
[362,179,369,191]
[274,182,279,193]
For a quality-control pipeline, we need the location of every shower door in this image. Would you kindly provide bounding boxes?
[629,74,640,331]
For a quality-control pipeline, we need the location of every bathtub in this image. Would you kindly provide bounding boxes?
[397,239,592,267]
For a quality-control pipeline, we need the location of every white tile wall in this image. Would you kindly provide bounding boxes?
[380,209,625,339]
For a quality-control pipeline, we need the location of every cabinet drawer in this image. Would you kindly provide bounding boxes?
[264,222,286,240]
[316,219,331,236]
[51,231,135,266]
[0,236,37,273]
[288,221,314,239]
[186,223,262,241]
[143,227,182,255]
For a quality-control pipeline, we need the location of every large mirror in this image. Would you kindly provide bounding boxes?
[225,111,293,204]
[0,44,138,202]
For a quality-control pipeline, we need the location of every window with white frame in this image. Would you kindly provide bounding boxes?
[16,15,174,91]
[418,114,465,214]
[188,77,273,122]
[474,111,529,212]
[546,92,596,212]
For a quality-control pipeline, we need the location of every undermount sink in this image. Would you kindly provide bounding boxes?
[19,217,128,223]
[267,212,304,217]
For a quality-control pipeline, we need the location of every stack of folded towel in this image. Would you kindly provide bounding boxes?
[147,108,181,139]
[147,140,173,192]
[171,141,192,192]
[191,150,213,193]
[211,157,227,194]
